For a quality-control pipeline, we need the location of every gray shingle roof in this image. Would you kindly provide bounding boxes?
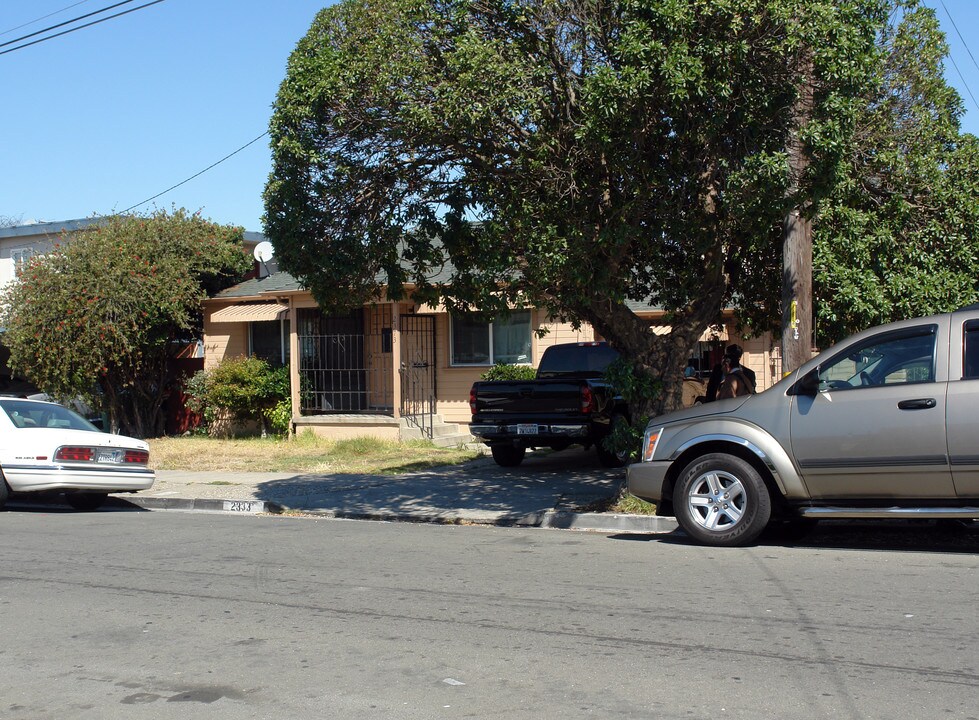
[214,271,303,299]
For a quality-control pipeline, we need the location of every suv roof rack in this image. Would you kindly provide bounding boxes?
[957,303,979,311]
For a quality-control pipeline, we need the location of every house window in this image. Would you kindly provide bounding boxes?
[250,319,290,365]
[450,311,532,366]
[10,247,34,278]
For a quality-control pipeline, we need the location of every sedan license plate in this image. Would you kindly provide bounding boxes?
[97,449,124,464]
[517,424,538,435]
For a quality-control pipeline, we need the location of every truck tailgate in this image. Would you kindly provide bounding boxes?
[472,379,584,417]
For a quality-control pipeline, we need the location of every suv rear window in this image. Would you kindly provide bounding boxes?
[964,320,979,379]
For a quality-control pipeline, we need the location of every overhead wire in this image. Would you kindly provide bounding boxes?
[4,0,264,215]
[936,0,979,113]
[0,0,94,37]
[0,0,139,48]
[120,132,271,214]
[0,0,165,56]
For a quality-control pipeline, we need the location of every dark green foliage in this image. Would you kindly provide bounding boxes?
[264,0,886,415]
[813,0,979,344]
[480,363,537,381]
[601,357,659,461]
[0,209,250,437]
[186,358,292,437]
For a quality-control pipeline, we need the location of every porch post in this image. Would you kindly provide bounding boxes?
[391,301,401,419]
[288,298,300,429]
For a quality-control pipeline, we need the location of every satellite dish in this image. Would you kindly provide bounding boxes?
[253,241,275,262]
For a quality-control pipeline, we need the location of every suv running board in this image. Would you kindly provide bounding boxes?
[800,506,979,519]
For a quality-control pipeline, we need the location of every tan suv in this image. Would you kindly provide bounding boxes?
[627,306,979,546]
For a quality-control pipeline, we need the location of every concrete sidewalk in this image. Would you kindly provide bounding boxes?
[108,448,678,535]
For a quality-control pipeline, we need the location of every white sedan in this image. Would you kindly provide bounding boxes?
[0,397,154,511]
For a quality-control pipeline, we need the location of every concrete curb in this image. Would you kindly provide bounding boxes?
[105,494,678,534]
[117,496,278,515]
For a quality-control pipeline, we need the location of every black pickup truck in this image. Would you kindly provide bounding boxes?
[468,342,630,467]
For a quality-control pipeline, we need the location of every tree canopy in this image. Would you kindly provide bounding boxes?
[264,0,886,415]
[0,209,250,437]
[813,0,979,344]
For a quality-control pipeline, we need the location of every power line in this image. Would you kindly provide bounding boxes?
[0,0,94,37]
[121,132,271,214]
[939,0,979,73]
[0,0,139,49]
[0,0,165,57]
[937,0,979,113]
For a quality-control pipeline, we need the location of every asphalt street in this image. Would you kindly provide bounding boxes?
[2,510,976,719]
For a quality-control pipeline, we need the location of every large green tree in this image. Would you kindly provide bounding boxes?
[265,0,885,416]
[813,0,979,344]
[0,209,250,438]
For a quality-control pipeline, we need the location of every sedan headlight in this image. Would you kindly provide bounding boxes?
[641,427,662,463]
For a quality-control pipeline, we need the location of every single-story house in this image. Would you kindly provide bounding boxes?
[203,264,781,443]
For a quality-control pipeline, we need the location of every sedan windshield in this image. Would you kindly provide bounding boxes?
[0,399,99,432]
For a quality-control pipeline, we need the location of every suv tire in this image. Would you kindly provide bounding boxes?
[674,453,771,546]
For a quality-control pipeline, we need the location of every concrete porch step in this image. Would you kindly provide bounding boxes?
[399,415,473,447]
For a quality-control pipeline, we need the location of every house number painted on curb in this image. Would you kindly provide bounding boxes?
[224,500,261,513]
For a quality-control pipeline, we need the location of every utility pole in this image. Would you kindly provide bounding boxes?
[781,209,812,375]
[781,47,814,376]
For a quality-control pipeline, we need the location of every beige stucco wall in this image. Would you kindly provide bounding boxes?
[202,293,777,432]
[202,301,250,369]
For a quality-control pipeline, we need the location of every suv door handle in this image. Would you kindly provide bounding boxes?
[898,398,936,410]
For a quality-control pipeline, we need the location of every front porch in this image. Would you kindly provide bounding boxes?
[290,305,450,442]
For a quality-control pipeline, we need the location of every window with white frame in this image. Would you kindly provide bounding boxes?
[450,311,532,365]
[10,247,34,278]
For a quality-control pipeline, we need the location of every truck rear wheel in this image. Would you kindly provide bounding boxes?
[491,445,526,467]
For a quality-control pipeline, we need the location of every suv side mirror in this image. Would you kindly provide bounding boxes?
[790,367,820,397]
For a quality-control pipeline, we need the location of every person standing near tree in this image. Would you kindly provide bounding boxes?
[705,344,756,402]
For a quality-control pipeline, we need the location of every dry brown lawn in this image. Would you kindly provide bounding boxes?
[148,432,480,475]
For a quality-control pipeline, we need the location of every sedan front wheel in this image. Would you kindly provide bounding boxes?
[674,453,771,546]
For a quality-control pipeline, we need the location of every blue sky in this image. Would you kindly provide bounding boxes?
[2,0,978,234]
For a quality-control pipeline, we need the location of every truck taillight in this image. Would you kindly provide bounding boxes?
[580,385,595,414]
[469,386,477,415]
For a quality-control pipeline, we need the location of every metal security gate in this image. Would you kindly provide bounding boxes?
[298,308,394,415]
[400,314,436,439]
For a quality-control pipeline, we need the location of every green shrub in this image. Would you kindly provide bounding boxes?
[480,363,537,381]
[263,397,293,436]
[185,357,292,436]
[600,358,661,462]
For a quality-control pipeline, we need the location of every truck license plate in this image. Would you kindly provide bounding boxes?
[517,424,538,435]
